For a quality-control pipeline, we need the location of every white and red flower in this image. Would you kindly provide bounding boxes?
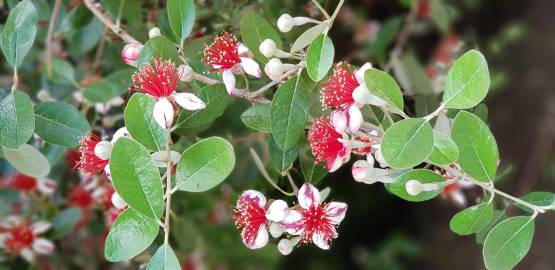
[77,133,111,175]
[0,217,54,262]
[307,117,351,172]
[7,174,56,196]
[131,58,206,128]
[231,190,289,249]
[203,32,261,95]
[281,183,347,250]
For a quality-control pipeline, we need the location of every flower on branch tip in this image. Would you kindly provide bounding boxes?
[121,43,142,66]
[307,117,351,172]
[232,190,289,249]
[281,183,348,250]
[203,32,261,95]
[0,217,54,263]
[131,58,206,128]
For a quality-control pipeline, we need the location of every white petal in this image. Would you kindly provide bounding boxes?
[325,202,348,225]
[351,160,376,184]
[298,183,321,209]
[0,233,6,247]
[281,210,304,235]
[244,225,268,249]
[151,151,181,167]
[374,148,388,168]
[111,127,131,144]
[347,105,363,134]
[451,191,467,207]
[222,69,236,95]
[32,238,55,254]
[312,231,330,250]
[240,57,262,78]
[328,156,344,173]
[94,141,113,160]
[37,178,57,195]
[269,222,284,238]
[20,248,35,262]
[240,190,266,208]
[278,238,299,255]
[237,43,250,55]
[153,98,174,129]
[352,84,373,105]
[265,200,289,222]
[330,110,347,133]
[111,192,128,209]
[173,92,206,111]
[355,63,373,83]
[104,164,112,180]
[367,93,387,107]
[30,221,51,234]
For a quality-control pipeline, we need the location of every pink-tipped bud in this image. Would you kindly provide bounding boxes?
[121,44,142,66]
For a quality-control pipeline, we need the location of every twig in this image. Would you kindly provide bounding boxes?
[383,1,419,73]
[250,148,294,196]
[286,172,299,195]
[323,0,345,35]
[45,0,62,75]
[82,0,140,44]
[163,132,173,244]
[311,0,330,19]
[423,104,445,121]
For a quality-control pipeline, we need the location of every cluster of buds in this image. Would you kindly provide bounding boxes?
[259,39,299,80]
[231,183,347,253]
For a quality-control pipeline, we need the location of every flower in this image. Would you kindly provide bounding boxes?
[67,185,94,209]
[0,217,54,262]
[8,174,56,196]
[231,190,289,249]
[77,134,111,175]
[131,58,206,128]
[281,183,347,250]
[307,117,351,172]
[121,43,142,66]
[203,32,261,95]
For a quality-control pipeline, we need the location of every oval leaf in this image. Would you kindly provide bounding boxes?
[388,169,444,202]
[364,68,404,112]
[83,69,134,103]
[426,130,459,166]
[3,144,50,177]
[449,203,493,236]
[269,135,298,174]
[167,0,195,42]
[290,23,326,53]
[306,35,334,82]
[175,137,235,192]
[34,101,90,147]
[299,146,327,184]
[451,111,499,182]
[0,90,35,149]
[241,104,271,132]
[47,58,77,85]
[124,93,168,151]
[517,192,555,213]
[443,50,490,109]
[483,216,535,270]
[0,0,37,69]
[147,244,181,270]
[104,208,159,262]
[240,11,282,63]
[110,138,164,219]
[381,118,434,169]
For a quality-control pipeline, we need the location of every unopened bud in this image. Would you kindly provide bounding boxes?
[265,58,284,80]
[405,180,423,196]
[277,14,294,33]
[121,43,142,66]
[37,89,54,102]
[259,39,278,58]
[148,27,162,39]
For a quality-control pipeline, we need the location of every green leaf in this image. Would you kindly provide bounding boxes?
[290,23,326,53]
[451,111,499,182]
[240,11,282,63]
[124,93,168,152]
[517,192,555,213]
[147,244,181,270]
[299,147,327,184]
[395,51,434,95]
[381,118,434,169]
[443,50,490,109]
[0,90,35,149]
[174,84,230,135]
[51,208,82,238]
[175,137,235,192]
[476,210,507,244]
[388,169,444,202]
[364,68,405,112]
[241,104,271,132]
[483,216,535,270]
[83,69,134,103]
[368,17,402,64]
[306,35,334,82]
[426,131,459,166]
[138,36,180,66]
[110,138,164,219]
[269,135,298,173]
[3,144,50,177]
[449,203,493,236]
[105,208,159,262]
[34,102,90,147]
[270,72,314,151]
[167,0,195,42]
[0,0,37,69]
[47,58,77,86]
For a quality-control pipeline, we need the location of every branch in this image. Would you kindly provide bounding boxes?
[45,0,62,75]
[82,0,140,44]
[383,1,419,73]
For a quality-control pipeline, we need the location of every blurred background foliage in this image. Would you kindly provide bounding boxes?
[0,0,554,269]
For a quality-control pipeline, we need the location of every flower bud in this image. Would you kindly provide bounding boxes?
[277,237,301,255]
[405,180,423,196]
[121,43,142,66]
[148,27,162,39]
[264,58,284,80]
[277,14,294,32]
[111,192,127,209]
[37,89,54,102]
[259,39,277,58]
[177,64,194,82]
[94,141,113,160]
[269,222,284,238]
[111,127,131,144]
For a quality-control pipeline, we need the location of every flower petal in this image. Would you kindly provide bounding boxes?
[21,247,34,262]
[351,160,375,184]
[347,105,363,134]
[173,92,206,111]
[331,110,347,133]
[222,69,236,95]
[111,192,128,209]
[298,183,321,209]
[269,222,284,238]
[37,178,57,195]
[238,43,250,55]
[243,225,268,249]
[33,238,55,254]
[153,97,174,129]
[240,190,266,208]
[281,210,304,235]
[110,127,131,144]
[312,231,330,250]
[325,202,348,225]
[265,200,289,222]
[240,57,262,78]
[354,62,372,83]
[31,221,51,234]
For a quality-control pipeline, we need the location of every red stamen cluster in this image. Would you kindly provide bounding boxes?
[231,195,267,246]
[321,62,359,110]
[202,32,241,71]
[67,186,94,209]
[1,222,34,253]
[308,118,346,166]
[9,174,37,193]
[131,58,181,98]
[78,134,108,175]
[298,204,338,245]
